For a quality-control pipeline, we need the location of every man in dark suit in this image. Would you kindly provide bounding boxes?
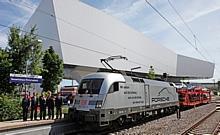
[30,92,39,120]
[47,91,55,119]
[176,105,181,119]
[39,93,46,120]
[22,94,30,121]
[55,93,63,119]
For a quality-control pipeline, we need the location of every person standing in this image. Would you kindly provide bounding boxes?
[176,105,181,119]
[47,91,55,119]
[22,94,30,121]
[39,93,46,120]
[30,92,39,120]
[55,93,63,119]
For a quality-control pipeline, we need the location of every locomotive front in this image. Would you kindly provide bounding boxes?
[68,72,125,127]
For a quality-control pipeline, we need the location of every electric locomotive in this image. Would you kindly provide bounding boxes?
[68,72,179,127]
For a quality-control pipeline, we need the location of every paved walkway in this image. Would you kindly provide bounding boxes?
[0,115,66,132]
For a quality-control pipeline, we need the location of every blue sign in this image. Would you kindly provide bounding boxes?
[10,74,42,84]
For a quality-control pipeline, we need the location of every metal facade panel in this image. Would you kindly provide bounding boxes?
[25,0,214,78]
[53,0,177,75]
[24,0,63,59]
[176,55,214,78]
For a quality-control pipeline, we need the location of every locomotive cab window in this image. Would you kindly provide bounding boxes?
[78,78,104,94]
[108,82,119,93]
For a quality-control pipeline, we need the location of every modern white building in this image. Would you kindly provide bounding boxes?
[25,0,214,81]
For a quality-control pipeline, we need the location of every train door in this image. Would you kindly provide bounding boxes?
[144,85,150,107]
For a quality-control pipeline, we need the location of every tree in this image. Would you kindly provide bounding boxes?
[41,46,64,93]
[7,26,25,74]
[0,26,43,94]
[7,26,43,75]
[147,65,155,79]
[27,26,43,75]
[0,49,12,94]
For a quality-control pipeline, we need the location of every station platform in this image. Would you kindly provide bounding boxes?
[0,115,66,132]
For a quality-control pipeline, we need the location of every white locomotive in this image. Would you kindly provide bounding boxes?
[68,72,179,127]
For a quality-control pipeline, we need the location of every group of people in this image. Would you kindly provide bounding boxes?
[21,91,63,121]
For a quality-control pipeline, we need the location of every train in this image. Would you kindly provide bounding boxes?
[177,86,211,108]
[68,72,179,127]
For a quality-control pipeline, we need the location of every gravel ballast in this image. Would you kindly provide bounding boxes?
[111,103,216,135]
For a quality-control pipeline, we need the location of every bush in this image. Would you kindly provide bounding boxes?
[0,94,22,121]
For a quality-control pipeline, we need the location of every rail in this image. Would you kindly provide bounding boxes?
[181,101,220,135]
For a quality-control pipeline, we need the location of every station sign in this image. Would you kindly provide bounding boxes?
[10,73,42,84]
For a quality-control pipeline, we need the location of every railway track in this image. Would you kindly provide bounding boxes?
[66,112,174,135]
[181,101,220,135]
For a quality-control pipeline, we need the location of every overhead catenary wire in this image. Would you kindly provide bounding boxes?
[168,0,217,74]
[145,0,208,61]
[4,0,218,78]
[17,0,215,78]
[168,0,197,50]
[8,0,216,75]
[167,0,214,63]
[167,0,195,39]
[194,36,215,63]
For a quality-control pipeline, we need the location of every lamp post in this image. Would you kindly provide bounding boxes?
[25,39,42,95]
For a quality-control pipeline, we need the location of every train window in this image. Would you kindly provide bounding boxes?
[114,82,119,92]
[108,82,119,93]
[78,78,104,94]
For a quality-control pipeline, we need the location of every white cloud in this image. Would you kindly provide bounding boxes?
[0,14,30,32]
[102,0,146,21]
[0,0,39,29]
[3,0,38,16]
[167,0,220,24]
[185,7,220,23]
[101,0,220,35]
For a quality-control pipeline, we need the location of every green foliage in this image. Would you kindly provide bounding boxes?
[0,48,13,94]
[41,46,64,93]
[0,26,43,94]
[148,65,155,79]
[7,26,43,75]
[7,26,26,74]
[27,26,43,75]
[0,94,22,121]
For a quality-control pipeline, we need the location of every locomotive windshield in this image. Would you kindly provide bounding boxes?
[78,78,104,94]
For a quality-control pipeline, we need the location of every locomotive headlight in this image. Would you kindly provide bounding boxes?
[95,100,103,108]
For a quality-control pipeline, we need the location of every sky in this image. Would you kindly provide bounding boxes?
[0,0,220,82]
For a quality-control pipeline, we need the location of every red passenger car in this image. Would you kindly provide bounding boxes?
[177,86,211,108]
